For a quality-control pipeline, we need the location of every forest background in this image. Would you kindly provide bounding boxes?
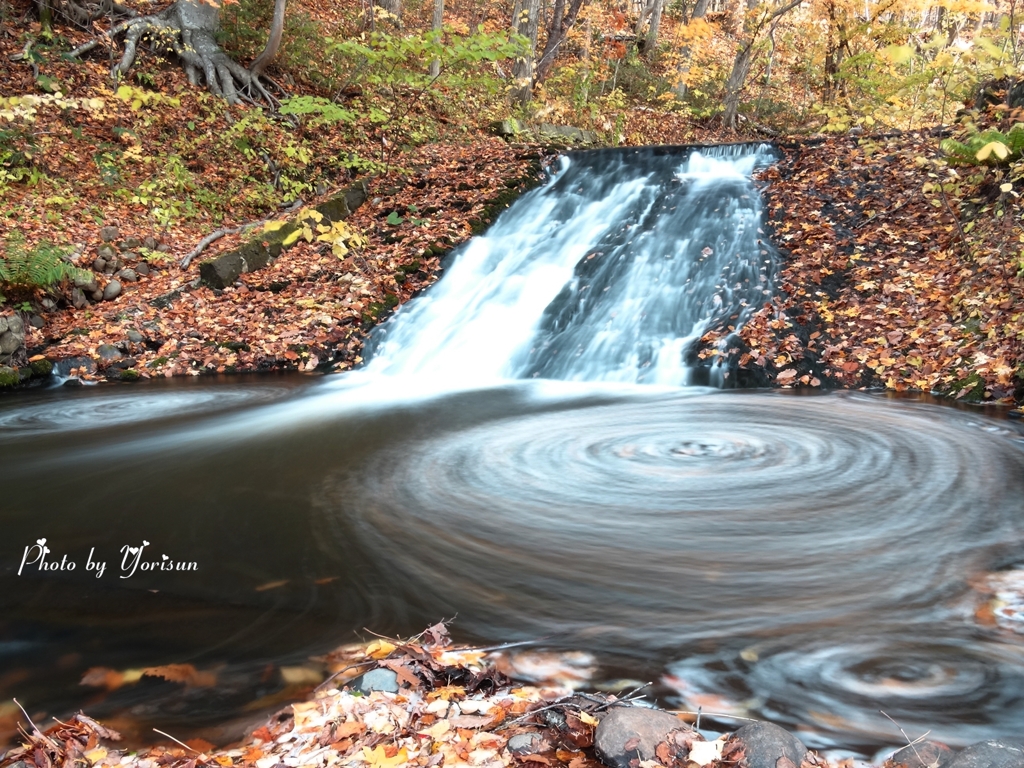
[1,0,1023,407]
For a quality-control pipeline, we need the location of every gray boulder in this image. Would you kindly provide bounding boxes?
[71,287,88,309]
[99,225,119,242]
[594,707,697,768]
[6,314,24,335]
[0,331,21,356]
[349,668,399,694]
[117,268,138,283]
[74,272,99,293]
[92,257,107,272]
[29,315,44,329]
[103,280,122,301]
[940,741,1024,768]
[0,316,7,334]
[97,344,124,362]
[126,329,144,344]
[508,733,549,755]
[136,262,151,276]
[490,118,523,137]
[96,243,117,260]
[727,722,808,768]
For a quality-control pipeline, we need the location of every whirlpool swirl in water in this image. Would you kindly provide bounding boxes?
[0,385,294,437]
[315,388,1024,745]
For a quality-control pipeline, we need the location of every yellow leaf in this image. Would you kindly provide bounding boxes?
[116,85,132,100]
[131,99,143,110]
[976,141,1009,161]
[1000,182,1013,193]
[362,746,408,768]
[85,749,107,764]
[883,44,915,64]
[367,640,396,659]
[264,220,288,232]
[282,229,302,246]
[579,712,599,726]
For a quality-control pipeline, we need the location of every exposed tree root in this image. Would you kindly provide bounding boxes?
[68,0,274,105]
[39,0,134,30]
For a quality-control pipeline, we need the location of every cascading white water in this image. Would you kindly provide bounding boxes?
[363,144,777,387]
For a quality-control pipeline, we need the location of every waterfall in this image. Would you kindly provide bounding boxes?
[363,144,777,387]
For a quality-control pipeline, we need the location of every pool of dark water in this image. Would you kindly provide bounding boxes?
[3,375,1023,756]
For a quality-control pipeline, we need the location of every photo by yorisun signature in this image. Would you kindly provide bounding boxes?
[17,538,198,579]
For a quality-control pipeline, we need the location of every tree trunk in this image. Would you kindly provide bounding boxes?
[722,41,754,128]
[430,0,444,78]
[720,0,802,128]
[372,0,403,29]
[511,0,541,105]
[249,0,287,77]
[534,0,585,84]
[673,0,710,97]
[634,0,652,36]
[644,0,663,54]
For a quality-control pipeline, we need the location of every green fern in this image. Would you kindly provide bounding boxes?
[941,123,1024,165]
[1,230,88,302]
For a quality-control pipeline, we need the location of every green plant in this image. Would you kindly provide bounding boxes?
[942,123,1024,166]
[278,96,356,127]
[321,26,527,144]
[1,230,88,303]
[139,247,176,265]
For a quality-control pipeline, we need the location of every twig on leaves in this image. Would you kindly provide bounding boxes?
[314,660,378,694]
[881,711,931,766]
[497,684,651,730]
[12,698,41,735]
[667,710,761,723]
[153,728,205,754]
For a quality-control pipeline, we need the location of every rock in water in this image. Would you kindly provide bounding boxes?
[940,741,1024,768]
[888,741,953,768]
[594,707,697,768]
[726,722,808,768]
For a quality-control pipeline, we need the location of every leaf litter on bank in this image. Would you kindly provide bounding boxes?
[30,140,547,380]
[692,130,1024,409]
